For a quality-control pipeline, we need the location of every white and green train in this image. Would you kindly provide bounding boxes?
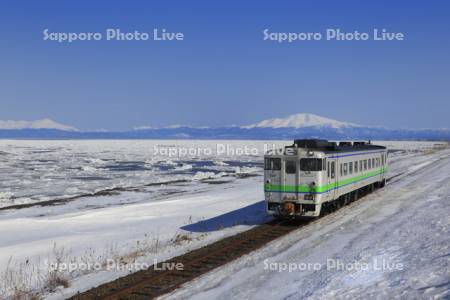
[264,139,388,218]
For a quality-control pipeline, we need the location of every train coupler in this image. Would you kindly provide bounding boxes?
[280,202,296,216]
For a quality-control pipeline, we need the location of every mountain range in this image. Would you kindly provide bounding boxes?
[0,118,77,131]
[0,114,449,140]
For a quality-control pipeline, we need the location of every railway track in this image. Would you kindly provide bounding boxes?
[69,219,303,300]
[70,173,403,300]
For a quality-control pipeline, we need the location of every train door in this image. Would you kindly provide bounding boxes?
[329,159,337,199]
[264,157,282,202]
[284,159,298,199]
[379,154,384,181]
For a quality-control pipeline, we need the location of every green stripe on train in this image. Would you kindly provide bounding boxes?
[264,167,388,193]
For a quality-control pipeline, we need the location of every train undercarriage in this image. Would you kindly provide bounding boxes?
[271,179,386,219]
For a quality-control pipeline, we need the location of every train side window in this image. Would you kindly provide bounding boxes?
[285,160,296,174]
[364,160,367,170]
[300,158,323,171]
[349,162,353,174]
[355,161,358,173]
[340,164,343,176]
[331,162,335,179]
[372,158,375,168]
[343,163,348,176]
[368,159,371,169]
[360,160,363,172]
[323,159,327,171]
[327,162,330,178]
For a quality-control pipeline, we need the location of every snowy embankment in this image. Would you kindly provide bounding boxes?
[0,140,447,299]
[164,148,450,300]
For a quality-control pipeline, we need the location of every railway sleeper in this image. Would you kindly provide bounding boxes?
[187,264,205,270]
[164,271,192,278]
[131,290,156,298]
[202,257,227,264]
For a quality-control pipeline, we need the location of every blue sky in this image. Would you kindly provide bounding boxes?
[0,1,449,130]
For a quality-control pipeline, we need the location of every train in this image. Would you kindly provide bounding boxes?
[264,139,388,218]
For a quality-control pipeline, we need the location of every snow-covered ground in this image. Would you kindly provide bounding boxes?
[0,140,448,299]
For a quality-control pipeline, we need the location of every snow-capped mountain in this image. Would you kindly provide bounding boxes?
[0,114,448,140]
[0,118,77,131]
[243,113,358,129]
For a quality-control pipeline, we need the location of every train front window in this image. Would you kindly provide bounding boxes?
[300,158,323,171]
[264,158,281,170]
[285,160,296,174]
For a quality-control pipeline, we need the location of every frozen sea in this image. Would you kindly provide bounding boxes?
[0,140,442,208]
[0,140,292,208]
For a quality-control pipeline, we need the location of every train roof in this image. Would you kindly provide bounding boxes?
[293,139,386,153]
